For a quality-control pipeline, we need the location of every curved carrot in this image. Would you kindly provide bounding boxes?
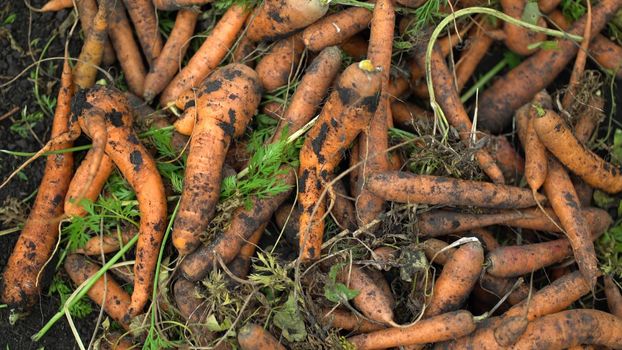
[302,7,372,52]
[107,0,147,96]
[366,171,543,209]
[76,229,136,255]
[76,0,115,66]
[64,254,131,329]
[424,242,484,317]
[337,264,395,325]
[245,0,328,42]
[516,91,551,192]
[40,0,73,12]
[390,100,433,130]
[73,0,109,89]
[160,5,250,106]
[604,275,622,318]
[476,0,622,132]
[413,43,504,183]
[143,9,198,101]
[534,109,622,193]
[238,323,285,350]
[416,209,527,237]
[172,64,262,255]
[255,33,305,91]
[347,310,477,350]
[74,86,167,317]
[0,60,74,308]
[500,0,547,56]
[122,0,163,64]
[180,170,295,281]
[320,307,386,333]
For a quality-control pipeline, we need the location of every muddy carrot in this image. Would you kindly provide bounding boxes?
[455,19,495,92]
[255,33,305,91]
[340,34,368,60]
[366,171,543,209]
[422,238,455,265]
[64,254,131,329]
[328,178,357,231]
[604,275,622,318]
[160,5,250,106]
[76,229,136,255]
[74,0,110,89]
[320,307,386,333]
[78,0,115,66]
[99,332,135,350]
[415,209,527,237]
[477,273,529,306]
[390,100,433,130]
[501,0,547,56]
[0,60,74,308]
[538,0,561,13]
[40,0,73,12]
[302,7,372,52]
[574,94,605,144]
[153,0,211,10]
[488,136,525,183]
[238,323,286,350]
[245,0,328,42]
[173,277,219,346]
[227,223,266,279]
[477,0,622,132]
[337,264,395,325]
[504,206,612,234]
[143,9,198,101]
[122,0,163,64]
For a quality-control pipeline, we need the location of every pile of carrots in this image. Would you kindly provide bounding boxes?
[2,0,622,348]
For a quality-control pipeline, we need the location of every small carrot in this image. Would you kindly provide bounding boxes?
[320,307,386,333]
[339,34,368,60]
[40,0,73,12]
[122,0,163,64]
[390,100,433,130]
[328,178,357,231]
[422,238,456,265]
[232,18,257,66]
[77,0,115,66]
[262,101,286,120]
[424,242,484,317]
[172,64,262,255]
[245,0,328,42]
[455,19,495,92]
[274,202,301,248]
[160,5,250,106]
[180,169,294,281]
[76,229,136,255]
[107,0,147,97]
[477,273,529,306]
[238,323,285,350]
[227,223,266,279]
[477,0,622,132]
[488,136,525,183]
[64,254,131,329]
[366,171,543,209]
[500,0,547,56]
[387,75,410,99]
[470,228,501,251]
[574,94,605,144]
[347,310,477,350]
[255,33,305,91]
[302,7,372,52]
[415,209,527,237]
[143,9,199,101]
[0,60,74,308]
[534,109,622,194]
[73,0,110,89]
[604,275,622,318]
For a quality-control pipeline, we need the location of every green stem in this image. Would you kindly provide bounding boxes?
[460,58,508,103]
[32,234,139,341]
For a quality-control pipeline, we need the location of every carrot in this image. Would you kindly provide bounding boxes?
[238,323,285,350]
[160,5,250,106]
[271,45,342,142]
[180,169,295,281]
[143,9,198,101]
[366,171,543,209]
[64,151,114,217]
[488,136,525,183]
[391,100,433,130]
[262,101,286,120]
[355,0,395,227]
[0,60,74,308]
[347,310,477,349]
[477,273,529,306]
[122,0,163,64]
[574,94,605,144]
[40,0,73,12]
[255,33,305,91]
[232,17,257,66]
[535,109,622,194]
[172,64,261,255]
[76,229,136,255]
[500,0,547,56]
[173,277,219,346]
[387,75,410,99]
[415,209,527,237]
[471,228,501,251]
[227,223,266,279]
[64,254,131,329]
[337,264,396,325]
[73,0,110,89]
[328,178,357,231]
[77,0,115,66]
[73,86,167,317]
[245,0,328,42]
[297,61,381,261]
[340,34,368,60]
[538,0,561,13]
[511,309,622,349]
[274,202,301,248]
[455,19,495,92]
[320,307,386,333]
[604,275,622,318]
[99,332,135,350]
[477,0,622,132]
[413,43,505,183]
[106,0,147,96]
[425,242,484,317]
[422,238,456,265]
[509,206,612,232]
[302,7,372,52]
[153,0,211,10]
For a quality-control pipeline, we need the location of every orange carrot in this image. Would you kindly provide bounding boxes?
[153,0,211,10]
[227,223,266,279]
[302,7,372,52]
[320,307,386,333]
[238,323,285,350]
[328,178,357,231]
[347,310,477,349]
[488,135,525,183]
[122,0,163,64]
[390,100,433,130]
[255,33,305,91]
[574,94,605,144]
[107,0,147,98]
[64,254,131,329]
[0,60,74,308]
[477,273,529,306]
[538,0,561,13]
[143,9,199,101]
[422,239,456,265]
[77,0,115,66]
[73,0,110,89]
[604,275,622,318]
[64,151,115,217]
[245,0,328,42]
[40,0,73,12]
[455,19,495,92]
[339,34,368,60]
[366,171,543,208]
[415,209,527,237]
[76,229,136,255]
[160,5,250,106]
[500,0,547,56]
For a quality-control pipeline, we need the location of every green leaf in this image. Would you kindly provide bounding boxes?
[205,314,232,332]
[527,40,560,51]
[503,51,522,69]
[612,129,622,165]
[593,190,617,209]
[521,1,541,25]
[273,292,307,342]
[324,264,360,303]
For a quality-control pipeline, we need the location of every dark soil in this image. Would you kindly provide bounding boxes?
[0,1,95,349]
